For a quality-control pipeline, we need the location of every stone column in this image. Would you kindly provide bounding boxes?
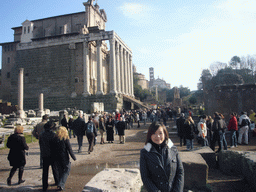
[115,43,121,93]
[17,68,25,118]
[127,53,131,96]
[125,51,129,95]
[123,50,127,95]
[37,93,45,117]
[96,40,104,95]
[120,47,125,94]
[109,38,117,94]
[83,40,91,96]
[130,56,134,97]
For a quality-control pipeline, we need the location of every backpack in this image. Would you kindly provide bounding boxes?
[86,123,94,134]
[241,119,250,127]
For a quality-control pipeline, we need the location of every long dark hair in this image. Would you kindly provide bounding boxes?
[145,122,169,144]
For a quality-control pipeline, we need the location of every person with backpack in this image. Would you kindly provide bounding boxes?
[86,116,97,154]
[238,111,250,145]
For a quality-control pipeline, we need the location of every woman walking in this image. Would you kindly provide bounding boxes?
[7,126,29,185]
[106,116,115,143]
[52,126,76,191]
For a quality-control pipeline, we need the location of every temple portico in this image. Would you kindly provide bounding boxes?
[0,1,141,113]
[82,30,133,98]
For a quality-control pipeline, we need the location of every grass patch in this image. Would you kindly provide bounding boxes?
[1,133,38,150]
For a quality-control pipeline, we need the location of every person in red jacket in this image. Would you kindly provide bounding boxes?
[227,112,238,148]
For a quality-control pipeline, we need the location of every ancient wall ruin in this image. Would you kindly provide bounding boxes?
[204,84,256,118]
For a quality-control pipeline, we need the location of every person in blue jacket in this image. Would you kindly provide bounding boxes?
[140,122,184,192]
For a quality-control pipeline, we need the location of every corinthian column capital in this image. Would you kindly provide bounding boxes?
[96,40,102,47]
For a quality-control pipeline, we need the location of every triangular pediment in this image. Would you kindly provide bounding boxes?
[22,19,32,25]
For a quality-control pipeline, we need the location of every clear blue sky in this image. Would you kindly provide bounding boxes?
[1,0,256,91]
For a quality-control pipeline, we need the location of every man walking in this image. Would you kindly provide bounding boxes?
[61,114,68,130]
[72,111,86,153]
[32,115,48,168]
[39,121,59,191]
[86,117,97,154]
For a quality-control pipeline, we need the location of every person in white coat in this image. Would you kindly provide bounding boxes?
[197,115,208,146]
[238,111,251,145]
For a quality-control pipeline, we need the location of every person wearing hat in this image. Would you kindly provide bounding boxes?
[39,121,59,191]
[32,114,48,168]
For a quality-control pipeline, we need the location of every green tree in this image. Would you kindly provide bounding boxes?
[179,86,190,98]
[229,56,241,69]
[166,88,174,102]
[188,96,197,104]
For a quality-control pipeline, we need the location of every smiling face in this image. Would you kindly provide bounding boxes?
[151,126,165,145]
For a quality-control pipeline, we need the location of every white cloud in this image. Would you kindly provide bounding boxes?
[117,2,153,24]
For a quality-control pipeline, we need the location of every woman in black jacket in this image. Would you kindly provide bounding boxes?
[184,116,196,151]
[52,126,76,191]
[106,116,115,143]
[7,126,29,185]
[140,122,184,192]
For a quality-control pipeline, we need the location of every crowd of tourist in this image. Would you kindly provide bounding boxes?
[176,109,256,152]
[5,106,256,191]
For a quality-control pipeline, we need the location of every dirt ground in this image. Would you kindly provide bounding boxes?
[1,120,256,192]
[65,121,256,192]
